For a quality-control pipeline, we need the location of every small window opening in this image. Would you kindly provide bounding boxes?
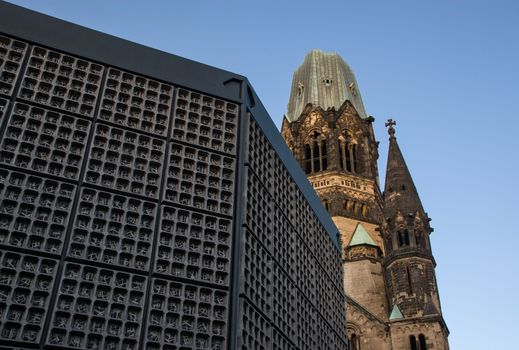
[297,82,304,98]
[353,202,360,217]
[312,141,320,172]
[397,231,410,247]
[406,266,413,294]
[349,82,357,96]
[419,334,427,350]
[361,204,368,218]
[346,144,352,171]
[339,130,358,173]
[323,200,330,211]
[410,335,418,350]
[344,200,351,212]
[304,144,311,174]
[322,141,328,170]
[351,333,359,350]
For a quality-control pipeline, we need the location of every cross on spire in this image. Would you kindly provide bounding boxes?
[385,119,396,139]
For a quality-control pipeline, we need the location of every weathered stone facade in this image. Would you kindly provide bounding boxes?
[281,50,449,350]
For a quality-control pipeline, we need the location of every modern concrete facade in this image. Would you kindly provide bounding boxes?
[0,3,347,350]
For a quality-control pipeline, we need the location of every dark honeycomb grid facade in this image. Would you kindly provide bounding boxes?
[0,34,238,350]
[238,117,347,350]
[0,4,347,349]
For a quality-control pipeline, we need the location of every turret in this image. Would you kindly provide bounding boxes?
[343,223,388,321]
[382,119,445,325]
[346,223,381,261]
[382,119,432,259]
[280,50,382,223]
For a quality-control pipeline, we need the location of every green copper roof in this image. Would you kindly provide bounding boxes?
[286,49,368,122]
[389,304,403,320]
[348,223,377,247]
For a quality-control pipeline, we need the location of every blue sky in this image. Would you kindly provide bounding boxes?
[6,1,519,348]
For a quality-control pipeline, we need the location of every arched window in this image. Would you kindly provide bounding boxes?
[350,333,359,350]
[304,131,327,174]
[323,199,330,211]
[419,334,427,350]
[312,140,320,172]
[353,202,360,217]
[410,335,418,350]
[361,204,368,218]
[398,230,410,247]
[304,144,312,174]
[322,141,328,170]
[338,130,358,173]
[344,200,355,215]
[297,82,304,98]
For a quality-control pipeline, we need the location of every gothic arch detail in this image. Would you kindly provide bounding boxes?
[347,323,362,350]
[338,128,358,173]
[303,128,328,174]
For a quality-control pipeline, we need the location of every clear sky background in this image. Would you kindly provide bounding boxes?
[5,1,519,349]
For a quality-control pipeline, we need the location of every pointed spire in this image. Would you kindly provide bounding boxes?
[383,119,424,217]
[389,304,403,320]
[348,223,377,247]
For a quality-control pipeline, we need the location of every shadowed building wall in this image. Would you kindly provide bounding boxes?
[0,3,348,349]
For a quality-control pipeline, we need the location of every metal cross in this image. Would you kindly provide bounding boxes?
[385,119,396,137]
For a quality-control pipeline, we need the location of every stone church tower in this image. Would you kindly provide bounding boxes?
[281,50,449,350]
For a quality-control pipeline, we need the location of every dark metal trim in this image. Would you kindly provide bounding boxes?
[227,81,247,350]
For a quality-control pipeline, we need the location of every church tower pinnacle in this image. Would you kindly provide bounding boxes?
[383,119,425,219]
[281,50,389,350]
[286,49,367,123]
[281,50,450,350]
[382,121,449,350]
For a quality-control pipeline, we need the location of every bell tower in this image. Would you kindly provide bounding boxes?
[281,50,450,350]
[281,50,383,225]
[382,121,450,350]
[281,50,390,350]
